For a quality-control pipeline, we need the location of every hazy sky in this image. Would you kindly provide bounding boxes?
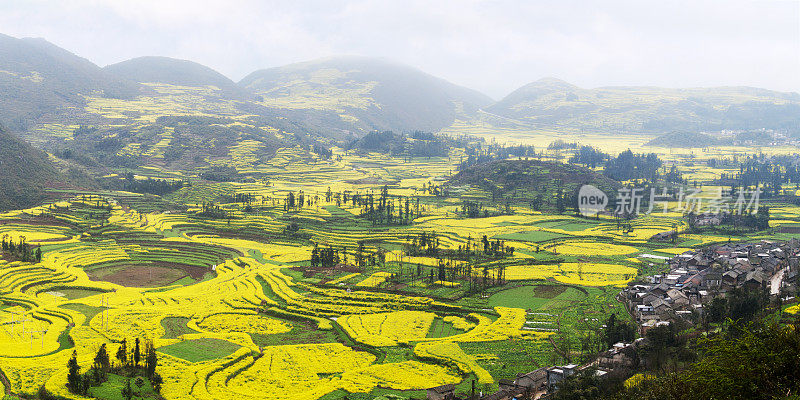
[1,0,798,99]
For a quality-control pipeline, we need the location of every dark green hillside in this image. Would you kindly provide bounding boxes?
[646,131,719,148]
[0,33,139,130]
[487,78,800,134]
[0,126,61,210]
[448,159,620,205]
[240,56,493,134]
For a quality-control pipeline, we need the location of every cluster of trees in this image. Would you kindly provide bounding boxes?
[403,232,514,260]
[733,156,800,196]
[602,319,800,400]
[603,150,663,182]
[310,243,385,270]
[568,145,609,169]
[420,182,447,197]
[355,186,419,226]
[311,142,332,159]
[601,313,637,349]
[457,143,537,170]
[347,130,451,158]
[67,338,161,398]
[223,193,257,204]
[457,199,516,218]
[120,173,184,195]
[687,205,771,232]
[199,165,240,182]
[196,202,229,219]
[284,191,317,210]
[0,235,42,263]
[281,186,423,226]
[548,140,578,150]
[721,205,771,231]
[703,286,771,329]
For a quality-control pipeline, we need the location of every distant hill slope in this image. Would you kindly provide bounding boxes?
[239,56,493,133]
[449,159,620,205]
[646,131,719,148]
[0,126,61,211]
[104,56,243,95]
[487,78,800,134]
[0,33,139,131]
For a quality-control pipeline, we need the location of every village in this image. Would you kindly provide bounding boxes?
[425,238,800,400]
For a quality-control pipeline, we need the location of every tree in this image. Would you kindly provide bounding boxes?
[134,338,141,368]
[601,313,636,349]
[145,340,158,378]
[67,350,81,394]
[116,338,127,367]
[121,378,134,400]
[705,297,727,324]
[94,343,111,373]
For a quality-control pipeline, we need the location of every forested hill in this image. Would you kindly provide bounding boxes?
[448,159,620,206]
[0,126,61,211]
[486,77,800,135]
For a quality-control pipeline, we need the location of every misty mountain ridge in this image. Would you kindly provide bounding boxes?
[487,78,800,134]
[1,32,799,169]
[104,56,246,97]
[240,55,494,133]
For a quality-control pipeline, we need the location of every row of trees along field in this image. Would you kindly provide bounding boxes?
[709,154,800,197]
[120,173,184,195]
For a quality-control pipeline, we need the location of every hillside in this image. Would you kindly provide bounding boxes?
[645,131,719,148]
[0,126,61,211]
[104,56,244,96]
[240,56,493,133]
[486,78,800,134]
[0,33,139,131]
[449,159,620,205]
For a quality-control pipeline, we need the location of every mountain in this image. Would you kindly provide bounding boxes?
[240,56,493,133]
[0,33,139,131]
[0,125,62,211]
[104,56,243,95]
[487,78,800,134]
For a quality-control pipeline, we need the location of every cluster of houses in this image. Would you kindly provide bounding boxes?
[623,239,798,333]
[426,364,604,400]
[424,239,800,400]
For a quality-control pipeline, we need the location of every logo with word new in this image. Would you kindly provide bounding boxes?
[578,184,608,217]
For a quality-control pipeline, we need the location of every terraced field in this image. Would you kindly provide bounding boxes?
[0,142,793,400]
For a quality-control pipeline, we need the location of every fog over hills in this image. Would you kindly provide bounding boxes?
[0,34,138,130]
[487,77,800,134]
[240,55,494,133]
[2,32,799,146]
[104,56,245,97]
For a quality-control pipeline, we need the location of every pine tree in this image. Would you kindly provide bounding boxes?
[94,343,110,372]
[133,338,141,368]
[116,338,127,367]
[67,350,81,393]
[145,340,158,378]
